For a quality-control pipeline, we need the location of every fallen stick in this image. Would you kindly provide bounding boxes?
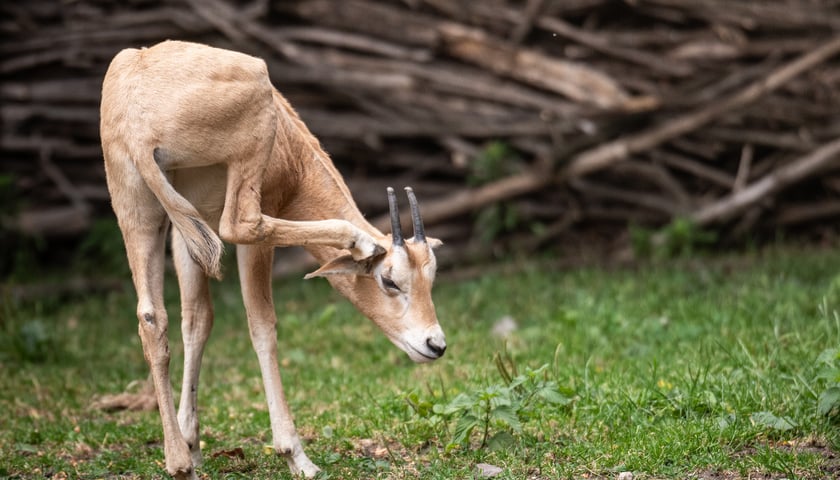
[690,137,840,225]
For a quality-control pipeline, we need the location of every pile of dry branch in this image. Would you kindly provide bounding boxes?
[4,0,840,267]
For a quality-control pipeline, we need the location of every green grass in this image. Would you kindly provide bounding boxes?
[2,246,840,479]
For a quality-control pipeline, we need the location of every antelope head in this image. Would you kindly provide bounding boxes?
[305,187,446,363]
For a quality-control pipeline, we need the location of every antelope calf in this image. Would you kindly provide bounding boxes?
[100,40,446,479]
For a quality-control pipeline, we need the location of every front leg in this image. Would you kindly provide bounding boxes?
[223,214,384,260]
[261,216,385,260]
[237,244,321,478]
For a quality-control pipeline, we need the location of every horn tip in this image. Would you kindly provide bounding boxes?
[387,186,395,194]
[404,186,414,193]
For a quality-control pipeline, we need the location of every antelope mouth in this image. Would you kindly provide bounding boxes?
[401,339,445,363]
[410,345,441,362]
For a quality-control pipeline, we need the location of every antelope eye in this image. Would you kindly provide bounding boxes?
[381,277,401,292]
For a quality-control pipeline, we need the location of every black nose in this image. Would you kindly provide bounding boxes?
[426,337,447,357]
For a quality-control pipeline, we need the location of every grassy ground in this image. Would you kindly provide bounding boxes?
[2,246,840,479]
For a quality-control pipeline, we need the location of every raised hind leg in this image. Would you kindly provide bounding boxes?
[173,229,214,467]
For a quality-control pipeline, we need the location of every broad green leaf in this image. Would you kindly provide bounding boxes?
[491,405,522,432]
[435,393,475,416]
[508,375,528,390]
[817,348,840,365]
[750,411,797,431]
[527,364,550,378]
[452,414,479,445]
[717,413,736,429]
[489,390,514,409]
[818,386,840,417]
[486,431,517,451]
[537,386,572,405]
[15,443,38,454]
[815,365,840,383]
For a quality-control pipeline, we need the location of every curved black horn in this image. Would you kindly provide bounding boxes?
[387,187,404,247]
[404,187,426,242]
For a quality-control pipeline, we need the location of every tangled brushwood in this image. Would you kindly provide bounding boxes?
[4,0,840,267]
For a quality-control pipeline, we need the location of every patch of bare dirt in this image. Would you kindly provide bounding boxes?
[692,438,840,480]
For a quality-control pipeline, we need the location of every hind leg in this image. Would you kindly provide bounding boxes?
[107,156,195,480]
[173,229,214,467]
[128,226,195,480]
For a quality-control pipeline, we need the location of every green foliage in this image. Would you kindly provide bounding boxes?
[468,141,521,187]
[74,218,128,275]
[631,217,717,258]
[408,349,571,451]
[814,346,840,419]
[0,302,62,363]
[468,141,525,244]
[474,203,521,244]
[13,320,55,363]
[0,174,128,279]
[750,411,798,432]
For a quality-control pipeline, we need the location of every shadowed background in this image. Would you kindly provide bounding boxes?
[3,0,840,278]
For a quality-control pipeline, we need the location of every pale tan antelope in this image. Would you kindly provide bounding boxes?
[100,40,446,479]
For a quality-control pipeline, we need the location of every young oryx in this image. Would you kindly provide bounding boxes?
[100,40,446,479]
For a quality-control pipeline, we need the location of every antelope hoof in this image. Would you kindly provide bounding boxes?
[350,233,384,261]
[172,470,199,480]
[165,440,196,480]
[278,442,321,478]
[288,456,321,479]
[190,448,203,468]
[168,462,197,480]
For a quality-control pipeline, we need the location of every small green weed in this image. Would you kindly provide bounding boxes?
[11,319,57,363]
[74,219,129,276]
[0,299,64,363]
[467,141,521,187]
[815,346,840,419]
[408,349,571,451]
[631,217,717,258]
[468,141,527,244]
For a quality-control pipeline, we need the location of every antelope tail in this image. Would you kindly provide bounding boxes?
[129,146,224,279]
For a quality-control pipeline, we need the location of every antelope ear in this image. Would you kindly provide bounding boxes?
[304,254,374,279]
[427,237,443,249]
